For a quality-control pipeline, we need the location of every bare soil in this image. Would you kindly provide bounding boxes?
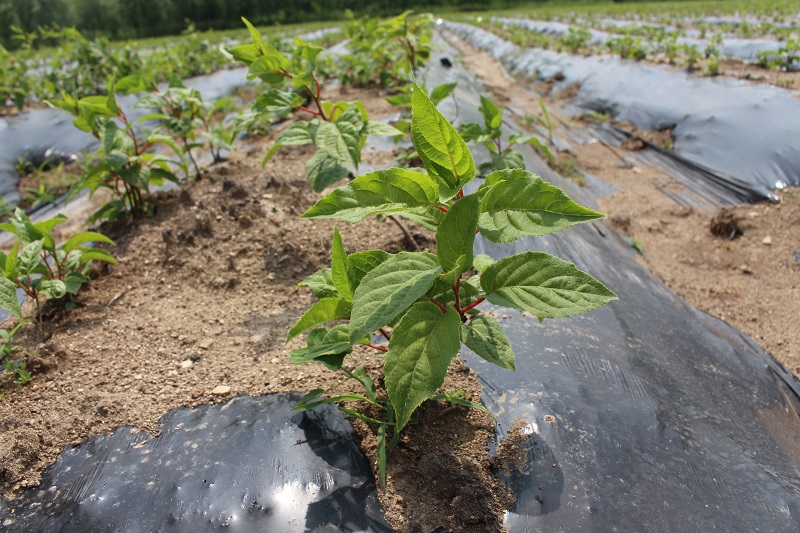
[447,31,800,375]
[0,85,516,532]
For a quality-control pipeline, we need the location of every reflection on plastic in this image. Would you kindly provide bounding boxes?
[0,393,392,532]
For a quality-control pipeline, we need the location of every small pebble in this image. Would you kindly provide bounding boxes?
[211,385,231,396]
[762,236,772,245]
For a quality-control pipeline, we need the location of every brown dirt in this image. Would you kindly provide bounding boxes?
[0,85,516,531]
[447,31,800,375]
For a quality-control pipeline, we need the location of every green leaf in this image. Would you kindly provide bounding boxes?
[329,106,364,167]
[64,272,87,295]
[262,121,313,166]
[411,83,475,193]
[286,297,352,342]
[298,268,338,299]
[331,228,354,302]
[479,95,503,130]
[348,250,390,289]
[0,277,23,320]
[349,252,442,343]
[18,240,43,275]
[305,151,350,192]
[473,254,495,272]
[10,209,43,244]
[436,193,479,275]
[478,169,603,243]
[38,279,66,299]
[302,168,441,222]
[481,251,617,319]
[461,316,515,371]
[289,324,353,370]
[254,89,304,114]
[62,232,115,253]
[364,121,403,137]
[314,121,356,168]
[429,82,457,106]
[385,302,461,431]
[78,249,117,265]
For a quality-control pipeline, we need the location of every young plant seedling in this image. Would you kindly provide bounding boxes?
[0,208,116,322]
[458,94,554,173]
[225,18,403,193]
[288,83,617,484]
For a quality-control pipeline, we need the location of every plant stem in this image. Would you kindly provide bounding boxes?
[368,344,388,353]
[428,296,449,313]
[379,328,391,341]
[459,297,486,313]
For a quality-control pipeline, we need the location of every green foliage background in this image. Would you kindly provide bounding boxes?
[0,0,743,49]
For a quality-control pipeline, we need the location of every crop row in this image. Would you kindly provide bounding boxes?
[1,22,343,113]
[474,17,798,75]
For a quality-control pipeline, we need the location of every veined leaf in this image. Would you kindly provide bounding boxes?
[479,95,503,130]
[289,324,353,370]
[331,228,354,302]
[436,193,479,275]
[0,277,23,320]
[461,315,515,371]
[411,83,475,193]
[37,279,66,299]
[62,232,115,253]
[364,121,403,137]
[305,151,350,192]
[481,251,617,319]
[286,297,352,342]
[18,240,43,275]
[429,82,457,106]
[314,121,356,168]
[385,302,461,431]
[302,168,441,222]
[479,169,603,243]
[298,268,338,299]
[348,250,391,289]
[349,252,441,343]
[262,121,312,166]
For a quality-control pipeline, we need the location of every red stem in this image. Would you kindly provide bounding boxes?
[434,206,449,214]
[453,279,461,314]
[428,297,449,313]
[368,344,388,353]
[299,106,322,116]
[459,297,486,313]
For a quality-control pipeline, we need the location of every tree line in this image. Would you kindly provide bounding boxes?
[1,0,673,49]
[0,0,532,47]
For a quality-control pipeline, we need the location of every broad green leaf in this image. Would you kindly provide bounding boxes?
[286,297,352,342]
[461,316,515,371]
[62,232,115,253]
[262,121,313,166]
[411,83,475,193]
[64,272,87,295]
[479,169,603,243]
[314,121,355,168]
[254,89,304,114]
[330,105,364,166]
[18,240,43,275]
[348,250,390,289]
[78,249,117,265]
[298,268,338,299]
[331,228,354,302]
[302,168,441,222]
[37,279,66,299]
[0,277,23,320]
[429,82,457,106]
[473,254,495,272]
[479,95,503,130]
[481,251,617,319]
[305,151,350,192]
[349,252,441,343]
[436,193,479,275]
[364,121,403,137]
[289,325,353,370]
[385,302,461,431]
[10,209,43,244]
